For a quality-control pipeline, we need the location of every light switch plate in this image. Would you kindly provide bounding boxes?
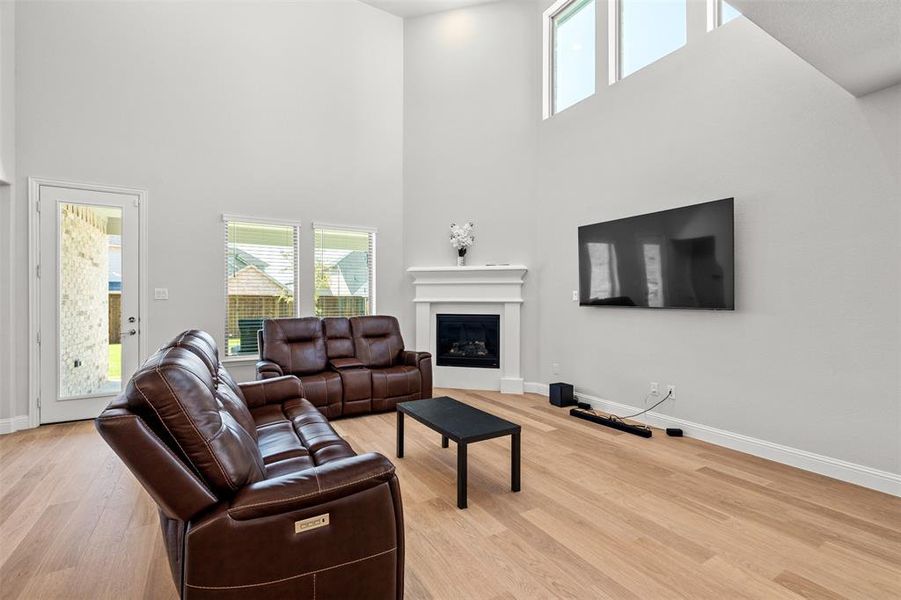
[572,290,579,301]
[154,288,169,300]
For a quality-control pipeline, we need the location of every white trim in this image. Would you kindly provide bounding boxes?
[370,230,377,314]
[410,266,527,395]
[608,0,620,84]
[412,297,524,304]
[311,222,378,234]
[0,415,30,435]
[221,213,301,228]
[28,177,149,429]
[541,0,565,119]
[408,264,528,273]
[223,214,303,357]
[28,179,40,428]
[312,223,377,316]
[523,382,901,497]
[542,0,598,119]
[706,0,718,32]
[221,355,259,365]
[524,381,550,395]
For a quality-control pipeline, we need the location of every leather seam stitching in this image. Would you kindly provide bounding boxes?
[185,547,396,590]
[227,468,394,516]
[94,414,219,502]
[155,353,236,490]
[133,379,203,478]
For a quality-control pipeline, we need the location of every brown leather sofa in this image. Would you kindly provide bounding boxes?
[256,315,432,419]
[96,330,404,599]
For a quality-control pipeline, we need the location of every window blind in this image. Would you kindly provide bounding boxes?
[224,219,299,356]
[313,226,375,318]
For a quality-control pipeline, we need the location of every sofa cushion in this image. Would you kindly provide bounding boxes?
[350,316,405,368]
[264,455,315,478]
[262,317,328,375]
[283,399,356,465]
[371,365,421,400]
[298,371,343,419]
[249,404,286,428]
[256,422,309,465]
[124,346,265,496]
[323,317,355,359]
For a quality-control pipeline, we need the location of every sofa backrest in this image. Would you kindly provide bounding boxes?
[323,317,355,359]
[164,329,257,440]
[350,316,405,368]
[120,342,265,497]
[261,317,328,375]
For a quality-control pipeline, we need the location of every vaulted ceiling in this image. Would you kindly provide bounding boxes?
[359,0,502,19]
[730,0,901,96]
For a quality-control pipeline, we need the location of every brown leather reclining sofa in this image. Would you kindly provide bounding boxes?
[95,330,405,599]
[256,315,433,418]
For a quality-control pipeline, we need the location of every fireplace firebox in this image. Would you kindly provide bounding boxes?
[436,314,500,369]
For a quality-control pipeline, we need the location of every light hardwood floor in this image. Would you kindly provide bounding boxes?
[1,389,899,599]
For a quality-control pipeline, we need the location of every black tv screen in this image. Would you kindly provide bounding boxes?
[578,198,734,310]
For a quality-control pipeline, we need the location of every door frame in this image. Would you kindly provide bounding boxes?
[28,177,150,428]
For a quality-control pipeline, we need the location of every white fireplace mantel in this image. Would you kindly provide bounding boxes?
[408,265,527,394]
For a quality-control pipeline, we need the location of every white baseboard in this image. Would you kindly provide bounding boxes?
[500,377,524,394]
[0,415,32,435]
[523,381,549,395]
[523,382,901,497]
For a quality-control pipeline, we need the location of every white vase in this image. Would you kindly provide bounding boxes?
[457,254,466,267]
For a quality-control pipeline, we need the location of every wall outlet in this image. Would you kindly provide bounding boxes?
[650,382,659,396]
[666,385,676,400]
[552,362,560,375]
[154,288,169,300]
[571,290,579,302]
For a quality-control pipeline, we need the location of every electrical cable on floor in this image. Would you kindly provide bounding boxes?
[618,390,673,420]
[579,390,673,423]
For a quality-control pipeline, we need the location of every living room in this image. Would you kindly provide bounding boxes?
[0,0,899,598]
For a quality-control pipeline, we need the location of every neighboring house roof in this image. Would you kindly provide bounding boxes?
[228,265,291,297]
[227,247,269,277]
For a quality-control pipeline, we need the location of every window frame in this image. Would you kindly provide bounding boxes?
[542,0,597,119]
[222,214,301,360]
[312,222,377,318]
[707,0,739,31]
[609,0,689,84]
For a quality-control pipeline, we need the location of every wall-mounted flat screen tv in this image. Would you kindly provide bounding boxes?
[578,198,734,310]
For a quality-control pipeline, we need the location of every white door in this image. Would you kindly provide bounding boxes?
[37,183,142,424]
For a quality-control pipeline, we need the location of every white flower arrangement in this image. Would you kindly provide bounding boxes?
[449,222,475,256]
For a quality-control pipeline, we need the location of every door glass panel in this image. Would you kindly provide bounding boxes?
[59,203,123,398]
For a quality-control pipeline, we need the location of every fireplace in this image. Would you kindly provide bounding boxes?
[436,314,500,369]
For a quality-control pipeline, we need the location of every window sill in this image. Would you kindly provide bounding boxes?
[222,355,259,365]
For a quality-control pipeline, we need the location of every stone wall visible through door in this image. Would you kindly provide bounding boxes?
[59,204,109,397]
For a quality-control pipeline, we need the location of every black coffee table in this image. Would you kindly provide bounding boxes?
[396,396,521,509]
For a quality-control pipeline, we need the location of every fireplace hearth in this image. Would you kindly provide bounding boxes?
[436,314,500,369]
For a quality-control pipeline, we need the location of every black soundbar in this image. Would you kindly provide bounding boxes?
[569,408,653,438]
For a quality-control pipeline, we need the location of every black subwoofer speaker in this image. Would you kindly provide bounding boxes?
[549,382,575,407]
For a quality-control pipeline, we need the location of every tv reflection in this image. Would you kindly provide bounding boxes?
[584,235,726,308]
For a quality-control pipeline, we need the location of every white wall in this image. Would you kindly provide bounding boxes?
[13,0,404,393]
[403,0,901,476]
[0,0,18,425]
[403,2,541,378]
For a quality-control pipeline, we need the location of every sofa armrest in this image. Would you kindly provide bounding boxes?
[255,359,284,380]
[402,350,430,367]
[403,351,433,399]
[238,375,304,409]
[329,357,366,371]
[227,453,396,520]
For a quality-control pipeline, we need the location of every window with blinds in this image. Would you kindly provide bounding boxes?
[224,218,300,356]
[313,225,376,318]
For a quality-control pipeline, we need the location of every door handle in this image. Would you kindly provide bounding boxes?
[121,329,137,336]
